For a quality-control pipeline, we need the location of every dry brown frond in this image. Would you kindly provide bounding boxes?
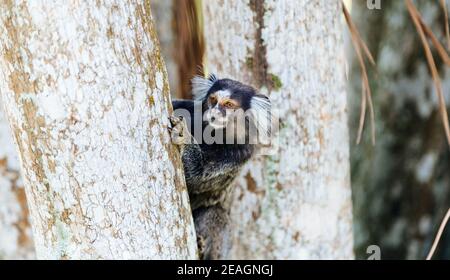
[427,208,450,260]
[357,79,368,145]
[343,2,376,145]
[413,6,450,66]
[406,0,450,146]
[441,0,450,50]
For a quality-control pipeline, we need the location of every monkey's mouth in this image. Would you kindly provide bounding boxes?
[205,110,228,129]
[208,116,228,129]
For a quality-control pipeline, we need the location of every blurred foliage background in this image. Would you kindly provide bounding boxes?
[150,0,450,259]
[348,0,450,260]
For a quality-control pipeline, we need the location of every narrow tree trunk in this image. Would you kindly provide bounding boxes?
[152,0,204,99]
[151,0,179,97]
[172,0,205,99]
[203,0,354,259]
[0,0,197,259]
[0,97,35,259]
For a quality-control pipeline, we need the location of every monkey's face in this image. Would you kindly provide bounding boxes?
[205,90,241,129]
[194,76,272,143]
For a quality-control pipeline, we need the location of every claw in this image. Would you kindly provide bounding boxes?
[197,235,206,260]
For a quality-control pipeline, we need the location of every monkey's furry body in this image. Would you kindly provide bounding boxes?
[169,75,271,259]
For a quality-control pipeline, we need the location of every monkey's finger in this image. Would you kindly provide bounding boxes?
[168,116,181,127]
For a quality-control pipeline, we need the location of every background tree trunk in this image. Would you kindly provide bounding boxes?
[349,0,450,260]
[0,0,197,259]
[151,0,179,97]
[0,96,35,259]
[152,0,204,99]
[203,0,354,259]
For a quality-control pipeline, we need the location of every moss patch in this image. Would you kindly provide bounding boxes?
[269,74,282,91]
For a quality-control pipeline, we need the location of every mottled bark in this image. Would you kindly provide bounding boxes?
[0,0,197,259]
[203,0,354,259]
[349,1,450,259]
[0,96,35,259]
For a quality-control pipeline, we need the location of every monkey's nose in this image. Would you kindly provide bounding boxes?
[211,116,216,122]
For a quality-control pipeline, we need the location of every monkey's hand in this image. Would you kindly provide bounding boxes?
[168,116,188,146]
[168,116,191,147]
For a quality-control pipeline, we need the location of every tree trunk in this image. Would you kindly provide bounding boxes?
[0,97,35,259]
[203,0,354,259]
[349,0,450,260]
[0,0,197,260]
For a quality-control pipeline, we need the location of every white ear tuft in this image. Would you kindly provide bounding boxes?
[191,74,218,100]
[250,94,272,141]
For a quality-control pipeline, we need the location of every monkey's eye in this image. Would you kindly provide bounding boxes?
[223,101,236,109]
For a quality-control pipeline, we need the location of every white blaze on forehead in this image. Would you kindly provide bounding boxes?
[212,90,232,102]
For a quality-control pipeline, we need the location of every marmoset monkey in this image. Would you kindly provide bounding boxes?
[169,75,271,259]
